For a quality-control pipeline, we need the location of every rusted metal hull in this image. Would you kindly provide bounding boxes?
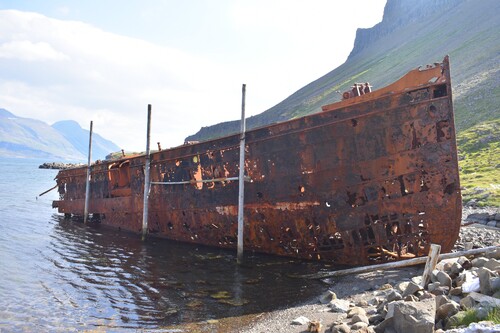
[53,56,461,265]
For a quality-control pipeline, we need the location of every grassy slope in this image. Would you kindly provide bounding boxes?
[457,119,500,206]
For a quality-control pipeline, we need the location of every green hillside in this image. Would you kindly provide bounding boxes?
[185,0,499,206]
[457,119,500,206]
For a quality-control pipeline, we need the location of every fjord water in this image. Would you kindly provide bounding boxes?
[0,158,325,332]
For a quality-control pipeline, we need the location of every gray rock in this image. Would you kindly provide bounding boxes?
[430,269,440,283]
[319,290,337,304]
[402,281,422,297]
[430,286,450,296]
[368,313,385,325]
[449,286,463,296]
[418,291,435,301]
[491,276,500,288]
[350,313,369,325]
[436,270,453,288]
[356,300,368,307]
[446,311,467,330]
[436,301,460,321]
[396,281,409,294]
[386,290,402,303]
[458,256,472,270]
[460,295,476,309]
[450,262,464,275]
[374,317,393,333]
[329,299,351,313]
[478,267,494,295]
[472,257,489,268]
[351,322,368,330]
[291,315,310,325]
[466,213,490,223]
[487,221,497,227]
[411,276,423,286]
[391,299,436,333]
[331,323,350,333]
[484,258,500,271]
[347,307,366,318]
[428,281,441,292]
[435,295,450,308]
[486,247,500,260]
[379,283,393,290]
[404,294,419,302]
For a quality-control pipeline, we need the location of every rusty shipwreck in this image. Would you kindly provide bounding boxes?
[52,56,461,265]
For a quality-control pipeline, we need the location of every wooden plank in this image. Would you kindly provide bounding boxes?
[300,246,499,279]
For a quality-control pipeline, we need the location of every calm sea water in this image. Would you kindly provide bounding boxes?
[0,158,326,332]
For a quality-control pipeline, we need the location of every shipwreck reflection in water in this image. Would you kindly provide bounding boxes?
[41,214,325,330]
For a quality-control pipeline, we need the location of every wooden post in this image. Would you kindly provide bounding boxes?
[83,120,93,224]
[142,105,152,240]
[237,84,246,264]
[421,243,441,287]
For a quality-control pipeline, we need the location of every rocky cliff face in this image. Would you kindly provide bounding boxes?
[348,0,465,59]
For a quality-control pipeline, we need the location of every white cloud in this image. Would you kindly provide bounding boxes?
[0,40,69,61]
[0,3,385,152]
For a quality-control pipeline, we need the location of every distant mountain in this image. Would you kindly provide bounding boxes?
[186,0,499,142]
[52,120,120,161]
[0,108,119,161]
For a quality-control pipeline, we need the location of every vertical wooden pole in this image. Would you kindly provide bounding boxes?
[142,105,152,240]
[237,84,246,264]
[83,120,93,224]
[421,243,441,288]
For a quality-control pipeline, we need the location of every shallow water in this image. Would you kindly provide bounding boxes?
[0,158,326,332]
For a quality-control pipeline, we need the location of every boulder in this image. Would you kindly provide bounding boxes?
[402,281,422,297]
[330,322,351,333]
[491,277,500,292]
[351,322,368,330]
[436,271,452,288]
[291,316,310,325]
[435,295,450,308]
[329,299,351,313]
[486,247,500,260]
[386,290,402,302]
[483,258,500,271]
[350,313,369,325]
[404,295,419,302]
[391,299,436,333]
[460,295,476,309]
[428,282,441,292]
[472,257,489,268]
[430,286,449,296]
[449,287,463,296]
[478,267,494,295]
[394,281,408,293]
[436,301,460,321]
[319,290,337,304]
[450,262,464,275]
[347,307,366,318]
[368,313,385,325]
[466,213,490,224]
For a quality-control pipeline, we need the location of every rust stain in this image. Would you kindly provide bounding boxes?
[52,56,461,265]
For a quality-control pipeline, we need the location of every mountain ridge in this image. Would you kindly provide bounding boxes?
[0,110,120,161]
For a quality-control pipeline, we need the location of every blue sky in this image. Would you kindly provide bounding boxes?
[0,1,386,151]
